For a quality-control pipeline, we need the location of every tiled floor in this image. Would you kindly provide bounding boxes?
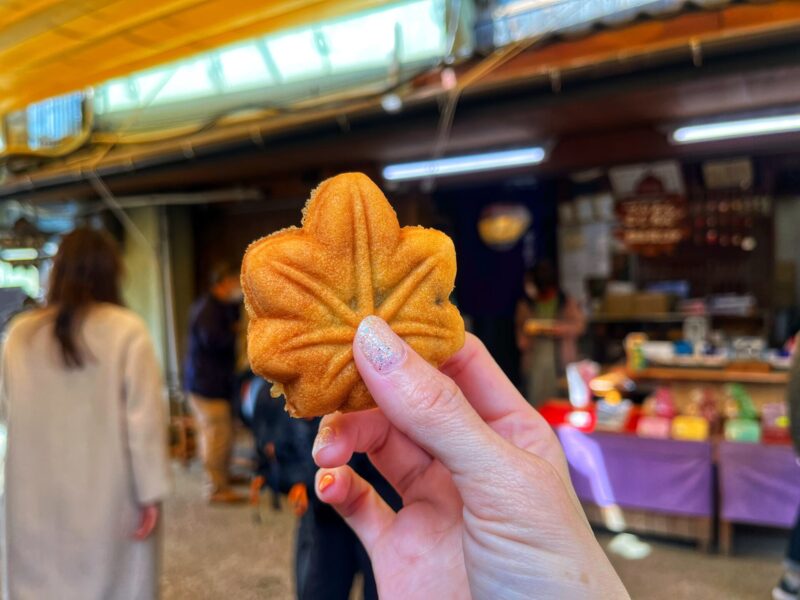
[163,464,791,599]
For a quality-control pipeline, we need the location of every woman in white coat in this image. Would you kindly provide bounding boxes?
[0,227,171,600]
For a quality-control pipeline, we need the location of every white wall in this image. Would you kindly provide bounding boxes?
[121,206,166,369]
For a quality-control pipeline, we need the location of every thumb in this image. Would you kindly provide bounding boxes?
[353,316,501,480]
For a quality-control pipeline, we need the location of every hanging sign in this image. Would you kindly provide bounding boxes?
[612,165,689,255]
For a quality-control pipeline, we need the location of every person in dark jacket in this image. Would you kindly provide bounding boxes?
[274,414,401,600]
[185,263,244,503]
[774,347,800,600]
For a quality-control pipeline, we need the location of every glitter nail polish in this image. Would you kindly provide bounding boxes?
[313,426,335,457]
[356,316,405,373]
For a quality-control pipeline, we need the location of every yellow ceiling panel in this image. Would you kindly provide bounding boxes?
[0,0,392,114]
[0,0,69,34]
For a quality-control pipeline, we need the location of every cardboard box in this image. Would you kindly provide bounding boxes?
[632,292,671,315]
[603,293,634,316]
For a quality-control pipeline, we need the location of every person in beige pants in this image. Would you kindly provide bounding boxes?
[185,264,245,503]
[189,393,235,498]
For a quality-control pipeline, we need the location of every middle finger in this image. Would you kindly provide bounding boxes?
[313,408,434,498]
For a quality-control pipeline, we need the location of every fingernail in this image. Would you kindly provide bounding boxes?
[318,473,335,493]
[356,316,405,373]
[312,426,335,457]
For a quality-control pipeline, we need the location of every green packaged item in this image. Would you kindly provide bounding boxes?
[725,383,759,420]
[724,418,762,443]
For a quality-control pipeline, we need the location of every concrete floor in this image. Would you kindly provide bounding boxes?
[600,528,787,599]
[162,463,296,600]
[163,463,791,599]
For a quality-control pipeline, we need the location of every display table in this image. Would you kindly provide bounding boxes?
[557,428,714,550]
[717,441,800,554]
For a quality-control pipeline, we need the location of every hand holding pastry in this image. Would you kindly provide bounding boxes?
[312,317,628,600]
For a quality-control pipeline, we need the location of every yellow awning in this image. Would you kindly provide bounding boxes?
[0,0,392,114]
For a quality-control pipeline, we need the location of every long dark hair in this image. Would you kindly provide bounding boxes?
[46,227,123,368]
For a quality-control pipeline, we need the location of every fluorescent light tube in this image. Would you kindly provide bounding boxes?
[383,147,546,181]
[1,248,39,261]
[672,113,800,144]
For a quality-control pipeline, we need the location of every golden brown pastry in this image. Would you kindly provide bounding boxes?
[241,172,464,417]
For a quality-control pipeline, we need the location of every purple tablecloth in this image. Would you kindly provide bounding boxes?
[557,428,714,517]
[718,441,800,528]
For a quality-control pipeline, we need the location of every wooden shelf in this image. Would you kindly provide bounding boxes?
[627,367,788,385]
[590,314,684,323]
[590,313,766,324]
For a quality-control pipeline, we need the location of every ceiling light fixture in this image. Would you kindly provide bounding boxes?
[380,93,403,114]
[1,248,39,261]
[383,147,546,181]
[672,113,800,144]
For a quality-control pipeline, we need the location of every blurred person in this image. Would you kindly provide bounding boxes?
[275,409,400,600]
[0,227,171,600]
[774,345,800,600]
[313,316,627,598]
[515,260,585,407]
[184,263,244,503]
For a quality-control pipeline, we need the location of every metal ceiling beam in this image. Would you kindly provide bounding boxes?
[78,187,264,213]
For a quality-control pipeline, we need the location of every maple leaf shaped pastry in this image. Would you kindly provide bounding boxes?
[241,172,465,417]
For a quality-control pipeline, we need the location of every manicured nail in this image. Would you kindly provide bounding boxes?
[318,473,335,493]
[313,426,335,457]
[356,316,405,373]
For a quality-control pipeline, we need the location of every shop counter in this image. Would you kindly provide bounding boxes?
[718,441,800,554]
[556,427,714,550]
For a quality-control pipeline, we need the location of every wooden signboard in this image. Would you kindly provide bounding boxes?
[615,172,689,256]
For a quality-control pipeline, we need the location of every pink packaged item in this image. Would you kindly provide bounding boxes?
[641,387,677,420]
[637,415,672,439]
[652,387,677,419]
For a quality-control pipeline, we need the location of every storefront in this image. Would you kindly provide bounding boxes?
[1,0,800,576]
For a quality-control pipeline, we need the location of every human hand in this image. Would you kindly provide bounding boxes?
[313,316,628,599]
[132,504,159,541]
[551,321,581,338]
[288,482,309,517]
